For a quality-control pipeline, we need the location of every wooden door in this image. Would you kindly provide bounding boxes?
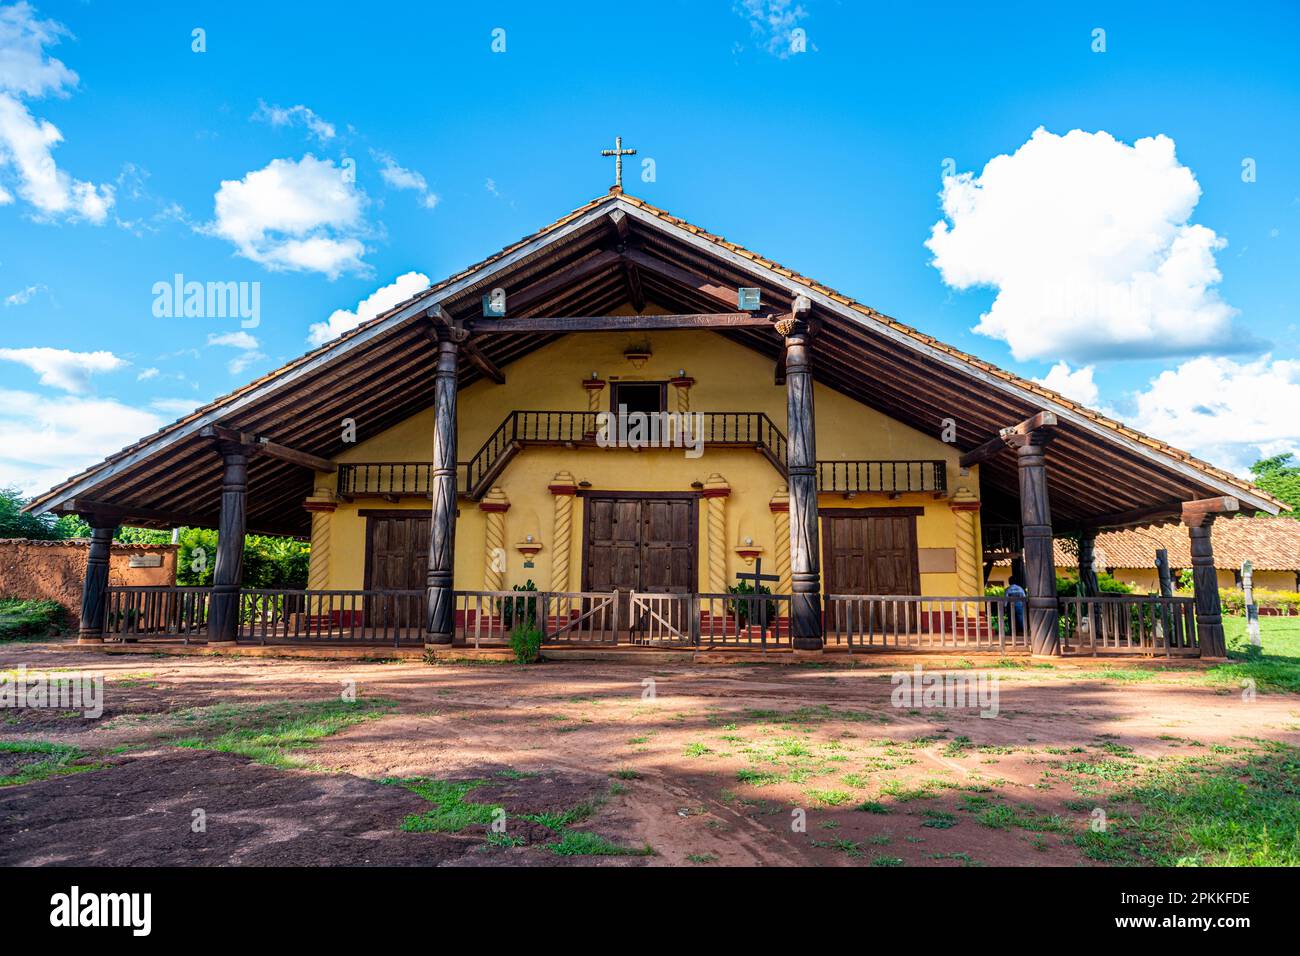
[364,513,429,627]
[583,495,697,637]
[822,510,921,596]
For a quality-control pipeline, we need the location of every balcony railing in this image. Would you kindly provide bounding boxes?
[816,460,947,495]
[337,409,946,501]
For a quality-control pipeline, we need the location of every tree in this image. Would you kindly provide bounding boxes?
[1248,454,1300,517]
[0,487,86,539]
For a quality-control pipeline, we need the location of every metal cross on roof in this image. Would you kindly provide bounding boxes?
[600,136,637,189]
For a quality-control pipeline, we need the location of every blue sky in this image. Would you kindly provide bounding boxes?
[1,0,1298,495]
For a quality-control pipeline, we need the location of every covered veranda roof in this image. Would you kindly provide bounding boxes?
[26,189,1283,537]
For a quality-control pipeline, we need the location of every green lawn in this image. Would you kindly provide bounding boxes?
[1210,615,1300,693]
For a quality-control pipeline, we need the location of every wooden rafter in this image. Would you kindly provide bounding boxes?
[470,312,777,333]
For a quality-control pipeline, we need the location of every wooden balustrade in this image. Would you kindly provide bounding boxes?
[1058,594,1198,656]
[824,594,1027,651]
[816,460,947,495]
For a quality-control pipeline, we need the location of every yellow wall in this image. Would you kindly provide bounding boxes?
[317,329,978,596]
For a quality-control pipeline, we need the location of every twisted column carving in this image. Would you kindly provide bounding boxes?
[703,474,731,594]
[480,487,510,592]
[769,486,792,595]
[949,487,981,597]
[549,471,578,592]
[303,488,336,591]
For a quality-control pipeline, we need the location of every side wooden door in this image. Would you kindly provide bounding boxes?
[364,512,429,627]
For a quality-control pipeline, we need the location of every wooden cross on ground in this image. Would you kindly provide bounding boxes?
[735,558,781,640]
[601,136,637,189]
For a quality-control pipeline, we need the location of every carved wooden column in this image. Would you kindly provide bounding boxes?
[769,486,792,596]
[480,487,510,591]
[1005,427,1058,655]
[778,297,823,651]
[208,441,251,644]
[303,488,337,591]
[1078,531,1101,597]
[77,515,118,643]
[1184,510,1227,659]
[426,329,464,645]
[702,474,731,594]
[548,471,578,592]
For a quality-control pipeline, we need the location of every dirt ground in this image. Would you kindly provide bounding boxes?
[2,641,1298,866]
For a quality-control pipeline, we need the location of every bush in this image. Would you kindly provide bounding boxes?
[1216,588,1300,616]
[1056,572,1134,596]
[727,581,777,627]
[0,598,67,640]
[500,580,539,630]
[509,625,542,664]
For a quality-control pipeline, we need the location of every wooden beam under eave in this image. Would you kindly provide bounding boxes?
[959,411,1059,468]
[621,248,744,313]
[199,424,334,472]
[624,262,646,312]
[470,312,778,333]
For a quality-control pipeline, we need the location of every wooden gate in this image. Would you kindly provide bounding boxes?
[626,591,696,646]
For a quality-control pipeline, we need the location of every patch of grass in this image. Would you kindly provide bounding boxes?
[683,742,713,758]
[942,736,973,756]
[806,789,853,807]
[870,855,905,867]
[484,832,526,848]
[976,802,1069,834]
[546,831,653,857]
[387,777,500,833]
[854,800,890,814]
[170,698,395,768]
[921,810,959,829]
[0,740,99,786]
[686,852,717,864]
[1078,742,1300,866]
[611,768,641,780]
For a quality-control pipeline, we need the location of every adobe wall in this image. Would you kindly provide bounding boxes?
[0,539,178,627]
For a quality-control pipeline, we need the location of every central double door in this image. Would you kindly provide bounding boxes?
[582,494,697,638]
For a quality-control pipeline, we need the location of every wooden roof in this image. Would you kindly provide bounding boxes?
[26,188,1284,537]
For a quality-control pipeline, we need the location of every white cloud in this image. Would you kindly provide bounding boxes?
[307,271,429,346]
[3,281,42,305]
[373,149,438,209]
[225,350,266,375]
[734,1,812,58]
[1034,361,1099,407]
[0,387,163,496]
[206,331,259,350]
[1125,355,1300,477]
[251,100,336,144]
[205,331,264,375]
[136,366,159,381]
[0,3,114,222]
[149,397,201,416]
[0,2,75,97]
[0,346,125,392]
[207,154,368,277]
[927,128,1239,362]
